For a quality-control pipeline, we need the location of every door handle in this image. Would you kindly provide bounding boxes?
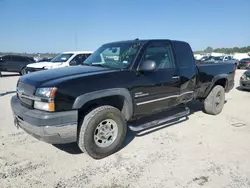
[172,76,180,80]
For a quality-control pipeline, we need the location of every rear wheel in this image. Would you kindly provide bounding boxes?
[204,85,225,115]
[77,105,127,159]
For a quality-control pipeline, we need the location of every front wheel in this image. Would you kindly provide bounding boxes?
[204,85,225,115]
[20,68,26,75]
[77,105,127,159]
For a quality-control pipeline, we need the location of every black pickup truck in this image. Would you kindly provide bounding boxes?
[11,39,235,159]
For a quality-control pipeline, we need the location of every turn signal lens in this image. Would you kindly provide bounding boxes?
[34,101,55,112]
[49,102,55,112]
[50,87,57,98]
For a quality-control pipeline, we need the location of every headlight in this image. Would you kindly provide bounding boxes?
[241,74,247,81]
[34,87,57,112]
[43,66,52,69]
[36,88,55,98]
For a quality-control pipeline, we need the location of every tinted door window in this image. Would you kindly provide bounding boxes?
[70,54,87,65]
[11,56,27,62]
[142,43,176,69]
[1,56,11,61]
[172,41,195,68]
[134,41,180,116]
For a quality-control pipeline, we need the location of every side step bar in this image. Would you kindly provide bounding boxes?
[129,107,190,132]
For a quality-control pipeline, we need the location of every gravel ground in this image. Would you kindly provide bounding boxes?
[0,70,250,188]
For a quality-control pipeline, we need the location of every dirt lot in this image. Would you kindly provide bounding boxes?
[0,70,250,188]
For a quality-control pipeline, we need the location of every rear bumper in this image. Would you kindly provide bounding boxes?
[11,96,78,144]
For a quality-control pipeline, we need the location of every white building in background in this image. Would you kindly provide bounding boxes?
[194,54,203,60]
[233,53,250,61]
[194,53,210,60]
[210,52,225,57]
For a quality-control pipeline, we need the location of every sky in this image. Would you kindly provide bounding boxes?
[0,0,250,53]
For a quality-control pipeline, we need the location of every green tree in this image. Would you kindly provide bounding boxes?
[204,46,213,53]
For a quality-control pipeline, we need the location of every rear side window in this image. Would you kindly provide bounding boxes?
[26,57,34,62]
[142,43,176,70]
[11,56,27,62]
[173,41,195,68]
[1,56,11,61]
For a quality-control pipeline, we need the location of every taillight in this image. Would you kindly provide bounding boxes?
[248,62,250,64]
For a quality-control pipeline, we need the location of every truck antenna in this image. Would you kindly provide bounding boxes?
[74,32,78,51]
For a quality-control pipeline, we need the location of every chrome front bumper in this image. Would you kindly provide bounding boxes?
[11,96,78,144]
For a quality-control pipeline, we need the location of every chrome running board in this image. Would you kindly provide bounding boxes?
[129,107,190,132]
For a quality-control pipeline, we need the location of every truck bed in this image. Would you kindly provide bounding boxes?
[196,63,236,99]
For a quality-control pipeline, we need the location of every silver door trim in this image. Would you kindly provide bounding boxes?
[136,91,194,106]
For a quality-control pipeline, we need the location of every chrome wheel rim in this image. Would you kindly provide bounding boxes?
[215,92,221,107]
[21,69,26,75]
[94,119,118,148]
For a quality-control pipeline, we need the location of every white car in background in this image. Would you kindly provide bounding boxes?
[24,51,93,74]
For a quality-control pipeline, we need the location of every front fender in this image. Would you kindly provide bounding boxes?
[72,88,133,120]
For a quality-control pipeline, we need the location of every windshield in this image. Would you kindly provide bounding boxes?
[82,41,144,69]
[50,53,74,63]
[213,56,223,60]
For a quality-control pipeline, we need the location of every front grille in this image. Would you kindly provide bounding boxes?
[18,96,33,108]
[17,81,35,108]
[18,82,35,95]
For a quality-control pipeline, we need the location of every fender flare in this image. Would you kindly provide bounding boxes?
[72,88,133,120]
[204,74,228,97]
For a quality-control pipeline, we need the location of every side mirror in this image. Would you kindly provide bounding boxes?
[69,60,77,66]
[138,60,156,72]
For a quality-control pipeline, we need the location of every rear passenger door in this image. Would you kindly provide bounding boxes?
[133,41,181,116]
[10,56,30,72]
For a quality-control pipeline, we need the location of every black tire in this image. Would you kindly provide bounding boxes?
[77,105,127,159]
[20,68,26,75]
[204,85,225,115]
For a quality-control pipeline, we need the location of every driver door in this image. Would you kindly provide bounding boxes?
[133,41,181,116]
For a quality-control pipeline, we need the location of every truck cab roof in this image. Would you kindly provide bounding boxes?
[63,51,94,54]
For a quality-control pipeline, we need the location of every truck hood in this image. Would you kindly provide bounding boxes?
[26,62,63,68]
[20,65,117,86]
